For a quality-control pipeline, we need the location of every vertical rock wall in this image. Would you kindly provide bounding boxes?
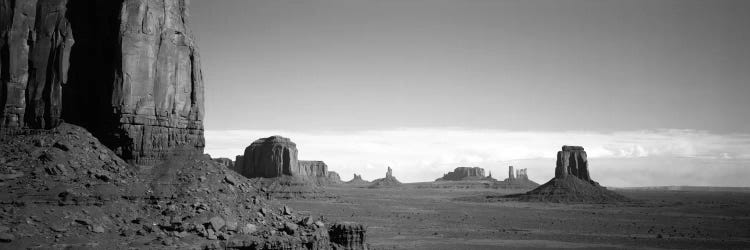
[112,0,205,164]
[329,222,368,250]
[298,160,328,178]
[555,145,591,182]
[240,136,300,178]
[0,0,74,130]
[0,0,205,164]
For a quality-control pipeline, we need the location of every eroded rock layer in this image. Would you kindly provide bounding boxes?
[509,145,628,203]
[329,222,368,250]
[238,136,300,179]
[555,145,590,182]
[299,160,328,179]
[326,171,343,185]
[0,0,74,130]
[0,0,205,165]
[436,167,487,181]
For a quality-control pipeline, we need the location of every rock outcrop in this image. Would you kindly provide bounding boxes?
[509,146,628,203]
[555,145,591,182]
[329,222,368,250]
[235,136,342,186]
[0,0,205,165]
[232,136,341,198]
[299,160,328,180]
[237,136,299,179]
[326,171,343,185]
[212,157,233,169]
[369,167,402,188]
[346,174,370,185]
[0,123,336,248]
[496,166,539,189]
[436,167,491,181]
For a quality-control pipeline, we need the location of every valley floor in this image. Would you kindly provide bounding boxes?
[284,185,750,249]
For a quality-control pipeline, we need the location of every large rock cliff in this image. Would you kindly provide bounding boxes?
[0,0,205,165]
[555,145,591,182]
[238,136,300,178]
[509,145,628,203]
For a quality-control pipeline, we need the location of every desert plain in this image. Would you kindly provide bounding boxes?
[286,185,750,249]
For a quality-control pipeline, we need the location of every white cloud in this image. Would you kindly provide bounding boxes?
[205,128,750,186]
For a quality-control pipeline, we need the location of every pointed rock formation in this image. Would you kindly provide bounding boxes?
[369,166,402,188]
[509,146,628,203]
[346,174,371,185]
[329,222,368,250]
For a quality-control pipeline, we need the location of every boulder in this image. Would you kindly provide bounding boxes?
[0,0,205,165]
[329,222,368,250]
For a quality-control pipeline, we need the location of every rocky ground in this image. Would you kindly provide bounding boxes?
[0,124,354,249]
[285,185,750,249]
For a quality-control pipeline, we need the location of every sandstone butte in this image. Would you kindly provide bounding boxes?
[0,0,205,165]
[511,145,629,203]
[0,1,367,249]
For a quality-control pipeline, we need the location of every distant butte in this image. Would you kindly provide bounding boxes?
[509,145,629,203]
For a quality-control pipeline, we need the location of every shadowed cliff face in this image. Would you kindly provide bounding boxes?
[1,0,205,165]
[0,0,74,129]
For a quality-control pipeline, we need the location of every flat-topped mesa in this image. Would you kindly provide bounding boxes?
[437,167,487,181]
[298,161,328,178]
[555,145,591,182]
[327,171,343,184]
[237,136,299,178]
[0,0,205,165]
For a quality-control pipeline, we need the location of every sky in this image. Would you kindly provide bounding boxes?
[190,0,750,186]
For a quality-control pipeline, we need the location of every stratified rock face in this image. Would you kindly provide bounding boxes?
[0,0,205,165]
[555,145,590,182]
[112,0,205,165]
[299,160,328,178]
[369,167,401,188]
[233,155,244,174]
[508,145,628,203]
[436,167,486,181]
[0,0,74,130]
[346,174,370,185]
[239,136,299,178]
[212,157,233,169]
[326,171,343,184]
[329,222,368,250]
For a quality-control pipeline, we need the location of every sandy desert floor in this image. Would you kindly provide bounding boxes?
[284,185,750,249]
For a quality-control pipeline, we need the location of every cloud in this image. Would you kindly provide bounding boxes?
[204,128,750,186]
